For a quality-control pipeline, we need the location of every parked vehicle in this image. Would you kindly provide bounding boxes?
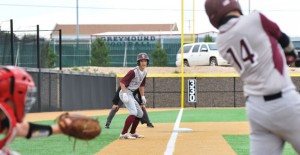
[175,42,229,67]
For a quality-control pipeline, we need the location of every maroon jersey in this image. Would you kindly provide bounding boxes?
[217,11,295,96]
[120,66,147,91]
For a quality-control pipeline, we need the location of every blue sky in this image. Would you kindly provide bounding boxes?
[1,0,300,37]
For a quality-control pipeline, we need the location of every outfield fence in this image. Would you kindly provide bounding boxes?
[23,69,300,113]
[117,74,300,108]
[25,68,116,112]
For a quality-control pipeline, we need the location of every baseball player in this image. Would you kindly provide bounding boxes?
[119,53,149,140]
[0,66,99,154]
[0,66,63,154]
[205,0,300,154]
[105,86,154,129]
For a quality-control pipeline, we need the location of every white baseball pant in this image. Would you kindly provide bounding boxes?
[119,89,143,118]
[246,89,300,155]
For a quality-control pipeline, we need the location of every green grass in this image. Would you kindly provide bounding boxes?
[10,115,120,155]
[181,108,247,122]
[8,108,298,155]
[9,111,180,155]
[224,135,249,155]
[224,135,298,155]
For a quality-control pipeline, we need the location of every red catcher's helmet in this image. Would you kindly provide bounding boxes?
[0,66,36,122]
[205,0,242,28]
[137,53,149,65]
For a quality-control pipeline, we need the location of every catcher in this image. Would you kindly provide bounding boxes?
[0,66,101,154]
[105,86,154,129]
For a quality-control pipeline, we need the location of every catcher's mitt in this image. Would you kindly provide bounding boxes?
[57,112,101,140]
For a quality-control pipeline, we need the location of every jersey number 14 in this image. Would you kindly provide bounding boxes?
[226,39,256,71]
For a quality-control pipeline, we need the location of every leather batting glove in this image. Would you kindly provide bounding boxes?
[285,49,298,65]
[122,93,129,104]
[295,58,300,67]
[141,96,147,105]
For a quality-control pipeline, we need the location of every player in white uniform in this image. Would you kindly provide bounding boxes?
[205,0,300,154]
[119,53,149,139]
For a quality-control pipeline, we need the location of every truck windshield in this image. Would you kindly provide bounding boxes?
[177,45,192,53]
[208,43,217,50]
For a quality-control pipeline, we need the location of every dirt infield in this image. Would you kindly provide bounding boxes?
[96,122,249,155]
[26,108,249,155]
[24,108,175,122]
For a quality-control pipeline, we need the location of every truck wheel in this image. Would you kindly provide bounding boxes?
[184,60,190,67]
[209,58,218,66]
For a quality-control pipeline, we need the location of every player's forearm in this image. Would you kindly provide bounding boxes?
[51,125,62,134]
[139,87,145,96]
[120,83,126,93]
[278,32,297,53]
[16,121,30,137]
[16,121,61,138]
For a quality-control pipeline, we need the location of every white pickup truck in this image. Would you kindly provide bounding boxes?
[175,42,229,67]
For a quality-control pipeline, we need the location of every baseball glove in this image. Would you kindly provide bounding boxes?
[57,112,101,140]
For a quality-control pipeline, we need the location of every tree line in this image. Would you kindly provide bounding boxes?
[91,34,213,67]
[0,31,213,68]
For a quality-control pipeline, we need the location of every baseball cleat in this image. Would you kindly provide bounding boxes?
[131,133,144,138]
[147,123,154,128]
[119,133,136,140]
[105,125,110,129]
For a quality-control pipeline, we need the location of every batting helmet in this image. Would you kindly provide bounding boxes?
[0,66,36,122]
[137,53,149,65]
[205,0,242,29]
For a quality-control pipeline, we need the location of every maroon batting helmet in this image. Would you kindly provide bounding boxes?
[137,53,149,65]
[0,66,36,122]
[205,0,242,28]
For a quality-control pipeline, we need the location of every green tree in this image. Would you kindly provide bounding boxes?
[152,40,168,66]
[39,41,57,68]
[204,34,214,42]
[46,46,57,68]
[0,31,18,65]
[90,38,110,66]
[19,35,57,68]
[21,34,37,41]
[0,31,18,41]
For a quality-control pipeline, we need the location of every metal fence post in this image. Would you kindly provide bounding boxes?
[36,25,41,112]
[234,77,236,107]
[59,29,62,110]
[10,19,14,65]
